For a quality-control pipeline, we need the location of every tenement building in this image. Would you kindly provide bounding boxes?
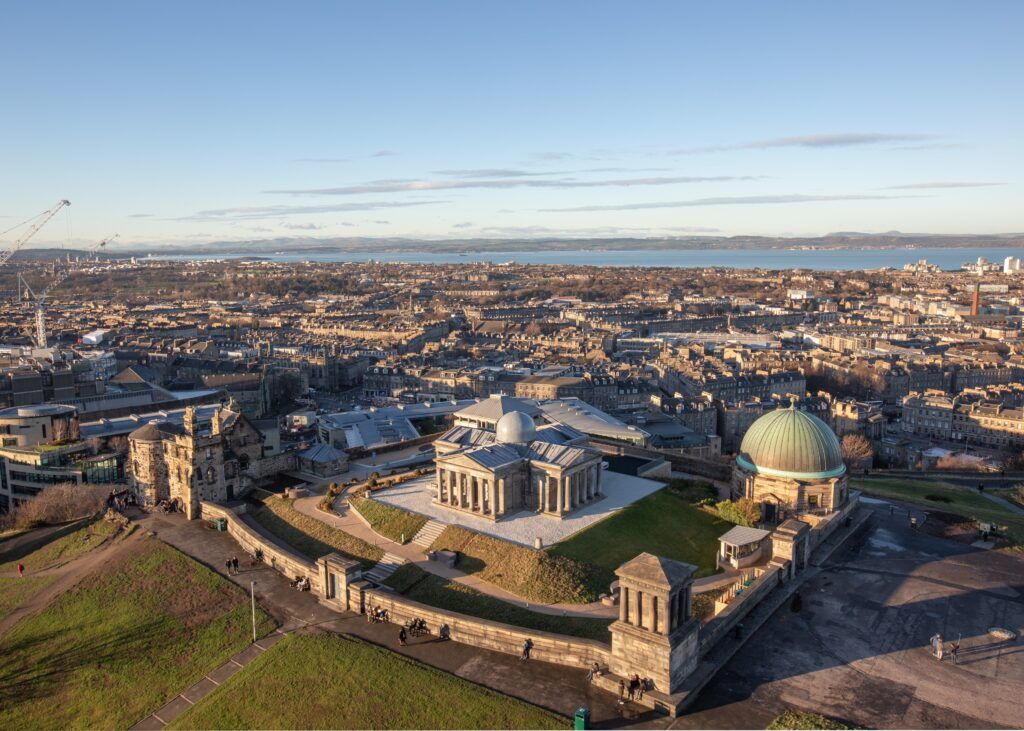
[433,407,603,521]
[731,406,849,523]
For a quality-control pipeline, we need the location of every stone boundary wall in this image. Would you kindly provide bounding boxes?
[591,439,732,482]
[199,501,324,594]
[804,493,860,552]
[358,583,612,668]
[346,431,441,459]
[697,566,781,654]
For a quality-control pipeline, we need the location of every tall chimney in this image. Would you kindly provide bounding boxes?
[971,283,981,317]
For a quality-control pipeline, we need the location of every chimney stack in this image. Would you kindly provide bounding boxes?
[971,284,981,317]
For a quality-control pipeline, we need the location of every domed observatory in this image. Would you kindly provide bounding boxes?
[433,408,603,521]
[732,406,849,523]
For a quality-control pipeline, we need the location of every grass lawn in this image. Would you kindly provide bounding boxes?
[384,564,613,642]
[349,496,427,544]
[170,633,565,730]
[0,536,275,730]
[247,493,383,568]
[549,488,733,589]
[0,575,55,616]
[852,477,1024,545]
[0,516,120,573]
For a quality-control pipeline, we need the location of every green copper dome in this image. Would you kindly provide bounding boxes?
[736,407,846,480]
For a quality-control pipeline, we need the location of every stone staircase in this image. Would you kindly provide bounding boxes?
[410,519,446,549]
[363,552,407,584]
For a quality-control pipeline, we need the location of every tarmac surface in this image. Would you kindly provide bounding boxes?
[672,502,1024,729]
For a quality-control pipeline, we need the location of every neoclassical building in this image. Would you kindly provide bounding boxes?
[433,409,603,521]
[731,406,849,523]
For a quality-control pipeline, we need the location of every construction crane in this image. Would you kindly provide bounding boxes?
[30,233,117,347]
[0,199,71,269]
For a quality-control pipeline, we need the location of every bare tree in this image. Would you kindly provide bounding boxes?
[840,433,874,470]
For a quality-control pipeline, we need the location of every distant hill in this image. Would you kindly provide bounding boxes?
[118,232,1024,256]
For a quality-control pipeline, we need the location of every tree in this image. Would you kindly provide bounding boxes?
[715,498,761,527]
[840,433,874,470]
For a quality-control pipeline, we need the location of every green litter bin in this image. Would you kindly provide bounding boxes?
[215,518,227,532]
[574,707,590,730]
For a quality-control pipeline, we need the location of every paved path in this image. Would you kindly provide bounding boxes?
[672,501,1024,730]
[291,487,620,618]
[136,509,661,729]
[130,630,290,730]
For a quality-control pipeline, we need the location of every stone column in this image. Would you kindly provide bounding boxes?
[556,474,564,513]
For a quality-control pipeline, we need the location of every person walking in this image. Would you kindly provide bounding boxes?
[520,638,532,660]
[17,563,24,578]
[638,678,646,701]
[231,556,239,573]
[949,640,960,665]
[618,679,625,700]
[398,628,407,647]
[225,558,233,576]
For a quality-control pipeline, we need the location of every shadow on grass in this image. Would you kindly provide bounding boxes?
[0,520,87,567]
[0,618,165,708]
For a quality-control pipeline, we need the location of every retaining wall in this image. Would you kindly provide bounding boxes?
[697,566,781,654]
[357,583,612,669]
[200,501,324,594]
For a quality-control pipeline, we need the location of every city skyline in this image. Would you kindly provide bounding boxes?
[2,1,1022,246]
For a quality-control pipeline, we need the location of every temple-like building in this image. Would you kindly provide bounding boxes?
[731,405,849,523]
[433,403,604,521]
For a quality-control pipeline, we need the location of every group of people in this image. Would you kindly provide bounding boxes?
[224,556,240,575]
[930,632,961,665]
[405,617,429,636]
[618,674,650,702]
[368,605,389,623]
[292,576,311,592]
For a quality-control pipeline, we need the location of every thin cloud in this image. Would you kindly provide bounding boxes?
[281,222,325,230]
[128,213,154,218]
[881,181,1002,190]
[266,175,762,196]
[451,222,474,229]
[431,168,563,178]
[543,193,922,213]
[672,133,936,155]
[372,149,398,157]
[177,200,441,221]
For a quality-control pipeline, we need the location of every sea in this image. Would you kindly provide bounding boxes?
[151,246,1023,271]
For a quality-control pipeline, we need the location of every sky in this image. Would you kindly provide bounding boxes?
[1,1,1022,248]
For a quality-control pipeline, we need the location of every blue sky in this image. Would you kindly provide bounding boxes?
[1,1,1022,247]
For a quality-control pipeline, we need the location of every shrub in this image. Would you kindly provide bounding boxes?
[668,479,717,504]
[8,483,112,530]
[714,498,761,527]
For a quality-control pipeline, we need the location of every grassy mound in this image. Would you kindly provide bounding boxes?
[383,564,612,642]
[430,525,603,603]
[0,537,274,730]
[0,516,120,573]
[350,497,427,544]
[550,488,732,590]
[247,493,383,568]
[170,633,565,730]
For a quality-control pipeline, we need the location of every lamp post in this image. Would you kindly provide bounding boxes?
[250,580,257,643]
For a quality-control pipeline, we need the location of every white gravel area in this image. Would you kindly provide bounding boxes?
[372,471,665,547]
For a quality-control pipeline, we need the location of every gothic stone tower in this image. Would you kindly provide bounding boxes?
[610,552,700,694]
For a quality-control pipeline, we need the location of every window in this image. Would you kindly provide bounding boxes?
[808,494,819,507]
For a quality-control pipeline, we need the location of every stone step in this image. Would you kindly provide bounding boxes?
[363,552,407,584]
[410,519,447,548]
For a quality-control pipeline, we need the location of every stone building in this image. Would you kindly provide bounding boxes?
[433,409,603,521]
[127,401,278,519]
[731,406,849,523]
